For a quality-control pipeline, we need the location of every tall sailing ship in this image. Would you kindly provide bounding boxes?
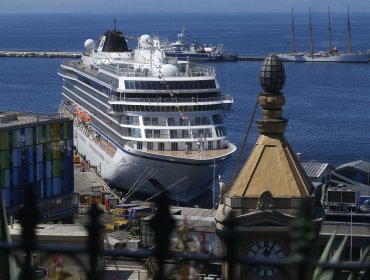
[58,29,236,203]
[278,7,369,63]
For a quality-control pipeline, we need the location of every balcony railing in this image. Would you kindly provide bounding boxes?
[109,95,233,104]
[145,132,213,139]
[143,120,210,126]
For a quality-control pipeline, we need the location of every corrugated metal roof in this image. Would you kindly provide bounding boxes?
[327,185,360,192]
[301,162,333,178]
[336,160,370,173]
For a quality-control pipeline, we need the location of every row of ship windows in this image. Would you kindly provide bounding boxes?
[124,80,216,90]
[71,79,220,109]
[66,81,108,106]
[111,104,225,113]
[136,140,223,151]
[123,127,226,139]
[97,73,119,88]
[78,73,216,94]
[115,92,219,99]
[144,116,210,126]
[120,115,223,126]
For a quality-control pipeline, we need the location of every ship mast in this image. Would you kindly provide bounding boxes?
[291,7,296,54]
[328,6,333,52]
[347,6,352,54]
[309,8,314,56]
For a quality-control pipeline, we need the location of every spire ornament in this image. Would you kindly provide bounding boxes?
[259,53,285,93]
[257,53,287,134]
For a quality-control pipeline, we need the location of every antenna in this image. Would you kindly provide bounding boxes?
[211,156,217,210]
[226,61,230,94]
[291,7,296,54]
[114,19,117,31]
[347,6,352,53]
[309,7,314,56]
[328,6,333,52]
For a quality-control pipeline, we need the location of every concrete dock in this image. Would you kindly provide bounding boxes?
[0,50,82,58]
[0,50,265,61]
[237,55,265,61]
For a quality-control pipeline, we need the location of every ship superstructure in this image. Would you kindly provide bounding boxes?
[58,29,236,203]
[159,27,224,61]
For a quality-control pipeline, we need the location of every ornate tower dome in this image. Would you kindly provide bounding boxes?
[214,54,322,280]
[259,53,285,93]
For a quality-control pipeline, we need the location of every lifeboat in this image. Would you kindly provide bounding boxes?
[84,113,91,122]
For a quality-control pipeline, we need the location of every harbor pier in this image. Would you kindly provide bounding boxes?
[0,50,82,58]
[0,50,267,61]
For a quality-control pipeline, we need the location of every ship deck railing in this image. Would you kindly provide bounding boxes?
[126,141,235,160]
[143,132,214,139]
[99,63,215,78]
[61,61,119,88]
[108,94,233,103]
[120,120,214,126]
[142,120,211,126]
[64,59,216,78]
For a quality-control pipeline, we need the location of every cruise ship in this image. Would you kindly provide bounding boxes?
[58,29,236,203]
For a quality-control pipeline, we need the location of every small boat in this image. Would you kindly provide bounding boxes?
[160,27,224,62]
[278,7,369,63]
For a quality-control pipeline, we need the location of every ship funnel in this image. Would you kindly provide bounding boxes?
[100,30,129,52]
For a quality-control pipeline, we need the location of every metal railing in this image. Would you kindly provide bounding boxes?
[99,62,215,78]
[144,132,213,139]
[109,95,233,104]
[63,58,215,78]
[143,120,210,126]
[1,188,369,280]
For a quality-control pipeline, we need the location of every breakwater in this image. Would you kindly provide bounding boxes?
[0,51,82,58]
[0,50,266,61]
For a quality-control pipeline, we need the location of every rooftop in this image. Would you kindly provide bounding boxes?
[0,111,61,129]
[9,223,88,241]
[301,162,333,178]
[336,160,370,174]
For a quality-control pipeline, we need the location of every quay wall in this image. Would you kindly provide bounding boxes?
[0,50,266,61]
[0,50,82,58]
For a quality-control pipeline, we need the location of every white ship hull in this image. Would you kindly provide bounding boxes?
[278,53,369,62]
[59,29,236,205]
[74,126,233,203]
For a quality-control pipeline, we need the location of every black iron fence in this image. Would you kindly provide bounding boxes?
[1,187,370,280]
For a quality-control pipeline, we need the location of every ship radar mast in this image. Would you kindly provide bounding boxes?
[347,6,352,54]
[328,6,333,52]
[309,7,314,56]
[291,7,296,54]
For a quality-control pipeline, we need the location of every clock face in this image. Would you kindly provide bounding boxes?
[247,240,285,279]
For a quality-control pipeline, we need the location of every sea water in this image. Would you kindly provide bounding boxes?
[0,12,369,206]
